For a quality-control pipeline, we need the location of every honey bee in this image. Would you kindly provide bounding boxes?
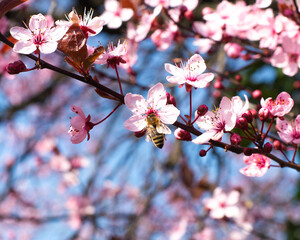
[145,113,171,149]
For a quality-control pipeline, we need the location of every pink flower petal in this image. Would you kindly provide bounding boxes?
[158,104,180,124]
[124,93,148,115]
[10,27,32,41]
[192,130,217,144]
[123,115,147,132]
[147,83,167,110]
[13,41,36,54]
[71,105,86,119]
[39,41,58,54]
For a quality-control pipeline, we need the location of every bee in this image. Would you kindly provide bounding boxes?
[145,113,171,149]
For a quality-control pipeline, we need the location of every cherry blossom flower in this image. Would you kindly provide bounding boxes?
[260,91,294,117]
[192,97,236,144]
[95,41,127,69]
[270,33,300,76]
[276,115,300,144]
[100,0,134,29]
[240,154,271,177]
[165,54,214,92]
[10,13,68,54]
[151,22,178,51]
[56,9,105,38]
[231,95,249,120]
[68,105,94,144]
[123,82,180,132]
[203,187,240,219]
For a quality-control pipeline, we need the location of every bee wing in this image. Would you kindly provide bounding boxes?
[156,123,171,134]
[145,126,155,142]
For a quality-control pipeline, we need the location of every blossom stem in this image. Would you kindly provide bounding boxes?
[179,114,188,124]
[114,64,123,96]
[189,89,192,124]
[94,103,121,125]
[191,114,200,125]
[292,145,298,163]
[250,123,258,137]
[262,117,274,143]
[280,149,290,162]
[260,121,264,135]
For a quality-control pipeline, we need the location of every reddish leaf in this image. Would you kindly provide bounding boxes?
[83,46,105,70]
[94,88,119,101]
[57,23,88,65]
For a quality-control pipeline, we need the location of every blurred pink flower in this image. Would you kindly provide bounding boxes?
[270,34,300,76]
[203,187,240,219]
[224,42,243,59]
[165,54,214,92]
[56,9,105,38]
[100,0,133,29]
[260,91,294,117]
[10,13,67,54]
[193,97,236,144]
[256,0,272,8]
[68,105,94,144]
[240,154,271,177]
[276,115,300,144]
[123,82,180,132]
[95,41,127,68]
[151,22,178,51]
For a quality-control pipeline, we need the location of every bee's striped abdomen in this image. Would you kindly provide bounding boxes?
[151,133,164,149]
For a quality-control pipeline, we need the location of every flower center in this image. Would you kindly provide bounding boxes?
[33,31,46,46]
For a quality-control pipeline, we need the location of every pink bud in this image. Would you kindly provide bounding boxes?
[273,140,284,150]
[166,92,176,106]
[251,109,257,118]
[252,90,262,100]
[242,110,253,123]
[293,81,300,89]
[6,60,27,74]
[184,10,194,21]
[236,117,248,130]
[174,128,192,141]
[199,150,207,157]
[263,142,272,153]
[235,74,242,82]
[224,43,243,59]
[259,108,269,121]
[180,5,188,14]
[230,133,242,145]
[214,80,224,89]
[197,104,208,117]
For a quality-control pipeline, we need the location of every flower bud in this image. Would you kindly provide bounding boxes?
[224,42,243,59]
[6,60,27,74]
[199,150,207,157]
[214,80,224,89]
[252,90,262,100]
[242,110,253,123]
[236,117,248,130]
[230,133,242,145]
[184,10,194,21]
[263,142,272,153]
[197,104,208,117]
[235,74,242,82]
[293,81,300,89]
[259,108,269,121]
[134,129,146,138]
[166,92,176,106]
[202,7,213,16]
[174,128,192,141]
[251,109,257,118]
[243,147,253,156]
[273,140,284,150]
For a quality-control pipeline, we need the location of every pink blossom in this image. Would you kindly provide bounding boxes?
[270,33,300,76]
[276,115,300,144]
[151,23,178,51]
[203,187,240,219]
[50,154,71,172]
[260,91,294,117]
[256,0,272,8]
[145,0,183,9]
[10,13,68,54]
[168,218,188,240]
[165,54,214,92]
[68,105,94,144]
[100,0,133,29]
[95,41,127,68]
[193,97,236,144]
[240,154,271,177]
[56,9,105,38]
[123,82,180,132]
[231,95,249,120]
